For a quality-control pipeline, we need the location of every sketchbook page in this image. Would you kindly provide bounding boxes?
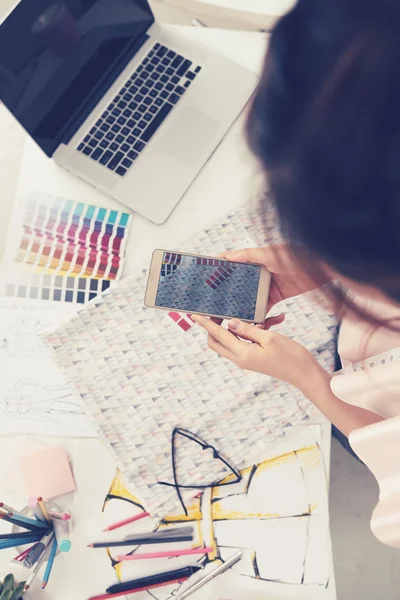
[0,298,96,437]
[80,427,332,600]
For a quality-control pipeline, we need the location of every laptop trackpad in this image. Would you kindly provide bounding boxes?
[159,107,218,167]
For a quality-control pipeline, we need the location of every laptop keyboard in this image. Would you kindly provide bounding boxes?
[77,43,202,177]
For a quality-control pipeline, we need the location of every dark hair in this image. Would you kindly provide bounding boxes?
[247,0,400,305]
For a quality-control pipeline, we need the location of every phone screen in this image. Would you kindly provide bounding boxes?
[155,252,261,320]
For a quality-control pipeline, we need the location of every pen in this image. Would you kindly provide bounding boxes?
[53,518,71,552]
[175,552,242,599]
[24,530,54,568]
[106,566,201,594]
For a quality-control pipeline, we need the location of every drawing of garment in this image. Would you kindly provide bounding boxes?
[103,444,330,600]
[3,379,83,421]
[207,446,330,586]
[1,317,41,356]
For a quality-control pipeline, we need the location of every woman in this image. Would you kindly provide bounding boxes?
[193,0,400,548]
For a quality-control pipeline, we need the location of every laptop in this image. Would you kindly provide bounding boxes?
[0,0,259,224]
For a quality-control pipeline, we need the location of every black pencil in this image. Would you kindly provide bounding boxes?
[106,566,201,594]
[88,535,193,548]
[0,532,44,541]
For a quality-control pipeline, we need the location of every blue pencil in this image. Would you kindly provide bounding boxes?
[0,535,43,550]
[0,511,49,532]
[42,537,58,589]
[7,511,49,529]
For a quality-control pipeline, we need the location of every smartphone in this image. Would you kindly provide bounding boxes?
[144,250,271,323]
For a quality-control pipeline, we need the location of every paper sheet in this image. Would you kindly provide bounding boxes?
[100,426,332,600]
[0,298,96,437]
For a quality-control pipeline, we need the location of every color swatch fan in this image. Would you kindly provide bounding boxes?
[1,192,132,304]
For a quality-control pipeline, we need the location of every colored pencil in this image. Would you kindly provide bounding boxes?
[0,535,43,550]
[124,526,193,541]
[28,496,47,523]
[24,534,55,591]
[88,578,190,600]
[0,502,16,513]
[115,546,214,562]
[106,566,200,594]
[0,510,49,531]
[102,511,150,532]
[42,536,58,589]
[0,532,44,541]
[88,535,193,548]
[37,497,51,523]
[49,511,71,521]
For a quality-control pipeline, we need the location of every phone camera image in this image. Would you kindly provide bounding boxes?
[155,253,261,320]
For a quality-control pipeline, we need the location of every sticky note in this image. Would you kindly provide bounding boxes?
[2,439,45,498]
[19,445,76,499]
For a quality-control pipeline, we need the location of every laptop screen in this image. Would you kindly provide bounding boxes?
[0,0,154,156]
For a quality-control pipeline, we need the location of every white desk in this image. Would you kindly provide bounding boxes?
[8,27,268,277]
[0,26,336,600]
[181,0,295,16]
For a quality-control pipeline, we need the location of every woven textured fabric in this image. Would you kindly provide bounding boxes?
[45,202,338,516]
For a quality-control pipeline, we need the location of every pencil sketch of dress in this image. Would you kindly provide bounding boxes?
[1,316,42,357]
[0,300,95,437]
[3,378,84,422]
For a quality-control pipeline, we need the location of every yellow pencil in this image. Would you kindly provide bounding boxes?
[37,497,51,523]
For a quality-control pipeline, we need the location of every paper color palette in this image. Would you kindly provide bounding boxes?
[2,193,132,304]
[1,270,112,304]
[18,228,122,279]
[16,196,132,280]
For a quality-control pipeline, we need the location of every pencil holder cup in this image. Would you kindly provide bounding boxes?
[12,503,71,557]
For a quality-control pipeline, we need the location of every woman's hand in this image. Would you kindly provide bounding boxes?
[221,245,329,312]
[192,314,320,394]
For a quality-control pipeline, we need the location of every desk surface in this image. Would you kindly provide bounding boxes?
[193,0,295,16]
[0,25,336,600]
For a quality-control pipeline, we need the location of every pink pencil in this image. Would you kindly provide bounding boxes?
[115,546,213,562]
[102,511,150,532]
[49,511,71,521]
